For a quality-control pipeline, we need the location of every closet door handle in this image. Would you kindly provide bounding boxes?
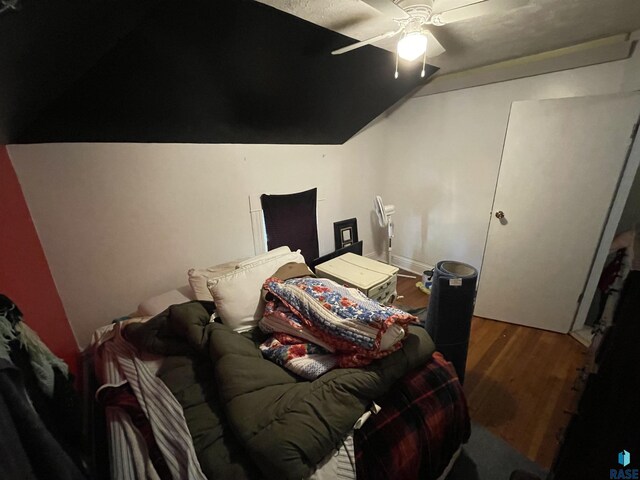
[495,211,505,219]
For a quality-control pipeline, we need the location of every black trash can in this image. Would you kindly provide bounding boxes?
[423,260,478,384]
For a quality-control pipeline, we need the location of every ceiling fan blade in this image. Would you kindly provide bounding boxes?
[424,30,446,57]
[331,28,402,55]
[361,0,410,20]
[435,0,529,25]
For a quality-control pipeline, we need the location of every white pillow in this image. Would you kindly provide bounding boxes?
[137,286,196,317]
[208,250,304,332]
[188,260,239,301]
[188,247,291,301]
[236,246,291,268]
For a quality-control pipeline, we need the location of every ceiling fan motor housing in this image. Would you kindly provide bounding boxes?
[396,0,435,23]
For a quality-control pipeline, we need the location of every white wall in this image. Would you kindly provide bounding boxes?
[10,44,640,347]
[9,122,387,347]
[380,58,633,271]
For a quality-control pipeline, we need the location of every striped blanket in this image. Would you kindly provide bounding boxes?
[97,383,172,479]
[262,277,417,368]
[354,353,471,480]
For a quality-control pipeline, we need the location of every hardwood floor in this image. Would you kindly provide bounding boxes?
[394,272,587,470]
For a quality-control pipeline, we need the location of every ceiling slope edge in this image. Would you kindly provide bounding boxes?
[414,33,635,97]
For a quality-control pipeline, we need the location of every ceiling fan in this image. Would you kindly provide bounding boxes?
[0,0,21,16]
[332,0,529,77]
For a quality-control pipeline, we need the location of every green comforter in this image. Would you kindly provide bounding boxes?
[125,301,435,480]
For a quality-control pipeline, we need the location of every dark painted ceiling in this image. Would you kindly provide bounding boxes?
[0,0,436,145]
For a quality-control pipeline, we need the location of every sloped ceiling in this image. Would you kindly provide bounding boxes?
[262,0,640,74]
[0,0,435,144]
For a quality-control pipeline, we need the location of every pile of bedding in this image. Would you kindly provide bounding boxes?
[96,247,470,480]
[124,301,437,480]
[259,276,417,378]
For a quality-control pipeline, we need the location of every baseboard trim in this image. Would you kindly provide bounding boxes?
[364,251,383,261]
[391,254,434,275]
[364,252,433,275]
[569,328,594,348]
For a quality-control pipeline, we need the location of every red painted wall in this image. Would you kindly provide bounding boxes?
[0,146,78,373]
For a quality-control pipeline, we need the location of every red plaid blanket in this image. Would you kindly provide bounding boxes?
[354,352,470,480]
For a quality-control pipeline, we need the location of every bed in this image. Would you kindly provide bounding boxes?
[90,248,470,480]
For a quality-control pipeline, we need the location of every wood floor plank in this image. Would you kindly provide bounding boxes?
[394,273,587,470]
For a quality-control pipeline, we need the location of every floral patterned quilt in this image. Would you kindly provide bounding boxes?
[261,276,418,368]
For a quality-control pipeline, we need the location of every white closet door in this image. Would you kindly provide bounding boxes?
[475,93,640,332]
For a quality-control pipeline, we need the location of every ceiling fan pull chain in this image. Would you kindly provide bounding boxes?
[394,49,399,79]
[421,49,427,78]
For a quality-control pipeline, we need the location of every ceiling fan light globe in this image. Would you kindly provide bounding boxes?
[397,32,427,61]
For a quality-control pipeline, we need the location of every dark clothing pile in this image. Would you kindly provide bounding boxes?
[0,294,85,480]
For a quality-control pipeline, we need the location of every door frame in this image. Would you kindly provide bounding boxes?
[571,122,640,332]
